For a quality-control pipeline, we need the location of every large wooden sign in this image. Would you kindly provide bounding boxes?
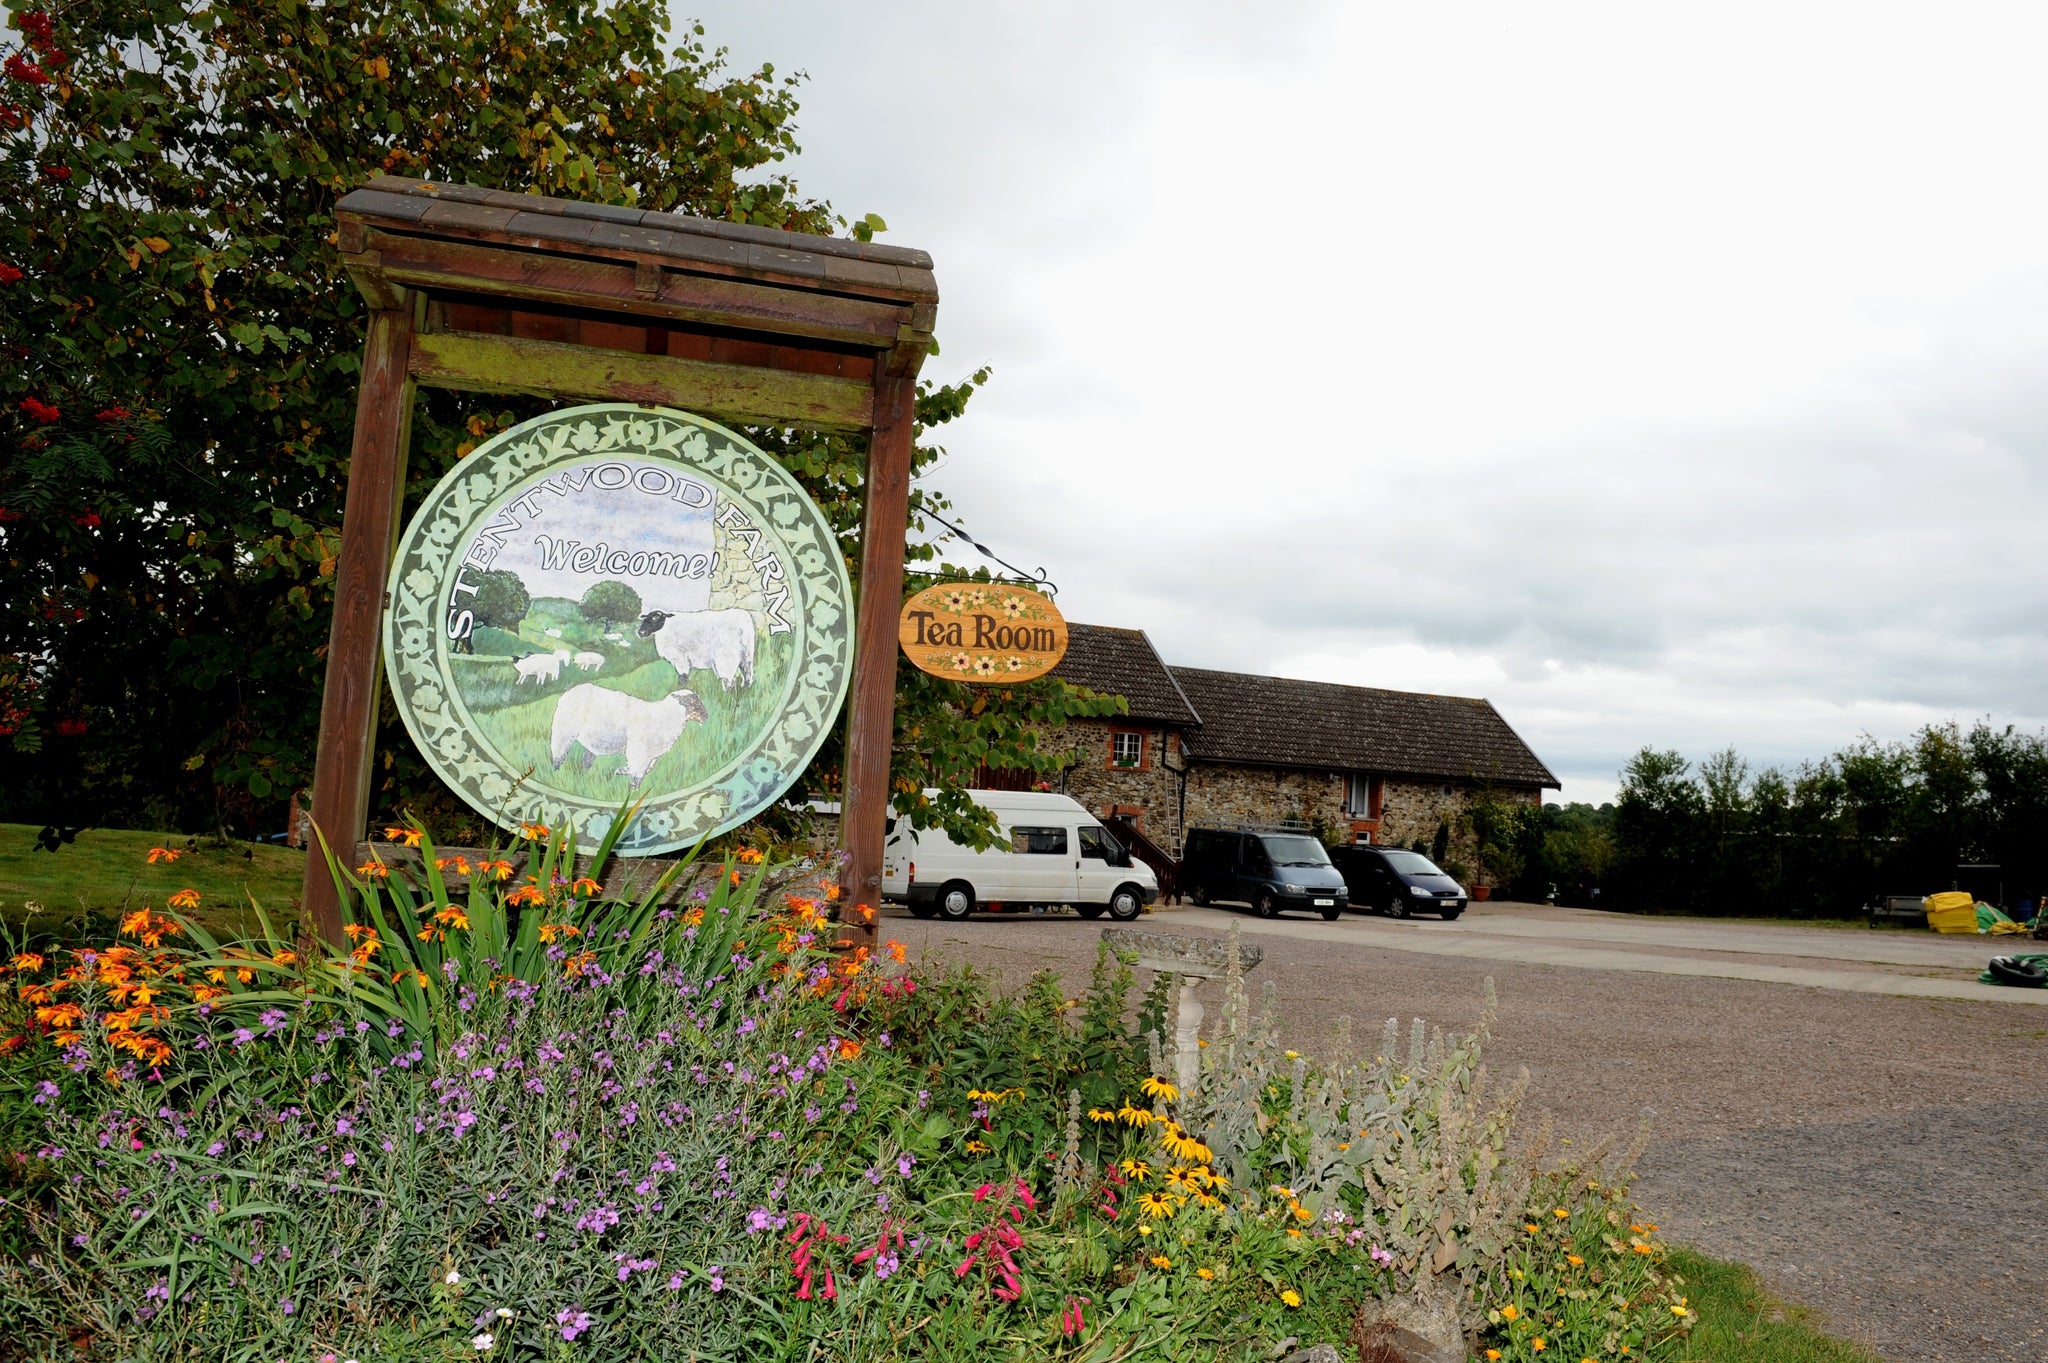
[898,582,1067,683]
[383,403,853,854]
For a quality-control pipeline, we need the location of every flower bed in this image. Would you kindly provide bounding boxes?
[0,823,1693,1361]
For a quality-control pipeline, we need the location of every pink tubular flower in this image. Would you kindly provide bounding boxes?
[1060,1295,1091,1338]
[786,1213,849,1303]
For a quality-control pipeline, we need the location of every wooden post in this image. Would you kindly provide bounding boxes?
[302,306,416,944]
[837,372,917,947]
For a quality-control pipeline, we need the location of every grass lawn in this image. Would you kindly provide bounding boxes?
[0,823,304,944]
[1668,1248,1884,1361]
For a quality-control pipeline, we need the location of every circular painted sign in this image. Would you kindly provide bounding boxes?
[383,403,854,855]
[898,582,1067,682]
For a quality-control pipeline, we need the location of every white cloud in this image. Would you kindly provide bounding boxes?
[685,1,2048,789]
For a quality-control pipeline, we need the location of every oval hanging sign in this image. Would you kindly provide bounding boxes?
[898,582,1068,683]
[382,403,855,856]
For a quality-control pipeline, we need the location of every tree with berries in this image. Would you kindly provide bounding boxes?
[0,0,1116,847]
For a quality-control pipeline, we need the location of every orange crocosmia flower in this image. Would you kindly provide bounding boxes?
[824,883,842,901]
[506,883,547,908]
[35,1003,84,1027]
[836,1038,862,1060]
[167,888,201,911]
[192,983,224,1002]
[120,909,153,937]
[856,903,876,922]
[536,923,581,944]
[481,859,514,882]
[735,847,764,864]
[146,847,182,864]
[885,940,907,964]
[356,861,390,880]
[518,822,549,841]
[384,826,424,847]
[570,877,601,896]
[11,952,46,973]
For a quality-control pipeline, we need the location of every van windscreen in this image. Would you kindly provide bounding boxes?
[1260,835,1331,867]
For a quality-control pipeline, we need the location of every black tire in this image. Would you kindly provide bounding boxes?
[1387,895,1411,920]
[1107,886,1144,922]
[1255,890,1279,919]
[1987,955,2048,987]
[1441,908,1463,921]
[907,899,939,920]
[1190,883,1211,907]
[935,881,976,922]
[1075,904,1106,920]
[1320,904,1342,921]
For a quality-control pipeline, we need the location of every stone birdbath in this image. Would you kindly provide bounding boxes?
[1099,926,1262,1095]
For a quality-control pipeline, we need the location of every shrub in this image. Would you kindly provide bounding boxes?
[1,846,1693,1361]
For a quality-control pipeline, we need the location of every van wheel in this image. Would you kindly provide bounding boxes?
[1190,883,1210,907]
[936,882,976,921]
[1075,904,1106,920]
[907,900,939,920]
[1254,891,1279,919]
[1387,896,1411,920]
[1441,908,1463,921]
[1108,886,1144,922]
[1320,904,1342,921]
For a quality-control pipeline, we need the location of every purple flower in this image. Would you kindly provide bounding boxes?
[205,1141,226,1157]
[31,1080,59,1105]
[335,1117,353,1135]
[279,1297,295,1316]
[555,1307,595,1341]
[898,1153,916,1178]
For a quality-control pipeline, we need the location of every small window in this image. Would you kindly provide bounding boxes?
[1011,825,1069,855]
[1345,774,1373,817]
[1111,731,1144,767]
[1441,784,1455,798]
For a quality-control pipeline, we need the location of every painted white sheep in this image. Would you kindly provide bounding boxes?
[513,648,572,685]
[549,684,709,786]
[637,608,756,691]
[572,651,605,672]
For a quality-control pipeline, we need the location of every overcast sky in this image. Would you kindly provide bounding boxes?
[686,2,2047,805]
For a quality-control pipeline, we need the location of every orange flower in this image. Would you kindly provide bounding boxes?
[167,888,201,911]
[536,922,581,944]
[884,939,907,964]
[435,855,472,875]
[356,861,391,881]
[383,825,425,847]
[569,877,601,896]
[836,1038,862,1060]
[8,952,45,973]
[192,983,225,1002]
[563,950,596,977]
[120,909,153,937]
[343,923,374,940]
[735,846,765,864]
[856,903,875,923]
[146,847,182,864]
[507,882,548,908]
[518,822,550,841]
[431,906,471,931]
[479,859,514,882]
[391,968,428,988]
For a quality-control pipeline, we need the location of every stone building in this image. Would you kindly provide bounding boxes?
[1038,623,1557,873]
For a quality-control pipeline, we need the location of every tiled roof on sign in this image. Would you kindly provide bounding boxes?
[1168,666,1557,788]
[1049,625,1201,727]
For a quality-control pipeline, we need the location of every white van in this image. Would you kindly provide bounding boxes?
[881,789,1158,922]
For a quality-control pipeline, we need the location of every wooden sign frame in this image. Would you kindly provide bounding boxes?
[304,176,936,950]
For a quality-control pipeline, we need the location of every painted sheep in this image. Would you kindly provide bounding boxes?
[549,684,710,786]
[513,648,572,685]
[544,628,563,639]
[571,651,605,672]
[637,608,756,691]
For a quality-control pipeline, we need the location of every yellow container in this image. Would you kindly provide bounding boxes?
[1924,890,1978,934]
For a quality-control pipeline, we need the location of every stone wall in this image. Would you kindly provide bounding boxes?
[1054,717,1183,846]
[1179,761,1349,852]
[1373,779,1542,873]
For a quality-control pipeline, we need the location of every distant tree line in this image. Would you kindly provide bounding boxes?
[1475,720,2048,918]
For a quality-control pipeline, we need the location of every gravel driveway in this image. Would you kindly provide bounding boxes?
[881,901,2048,1362]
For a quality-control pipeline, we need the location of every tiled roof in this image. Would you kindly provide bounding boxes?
[1050,625,1201,727]
[1168,666,1557,787]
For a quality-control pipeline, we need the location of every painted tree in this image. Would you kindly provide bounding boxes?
[471,571,530,633]
[0,0,1118,844]
[578,580,641,629]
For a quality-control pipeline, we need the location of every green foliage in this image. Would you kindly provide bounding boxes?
[577,578,641,628]
[1604,721,2048,916]
[1662,1248,1884,1362]
[469,569,530,632]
